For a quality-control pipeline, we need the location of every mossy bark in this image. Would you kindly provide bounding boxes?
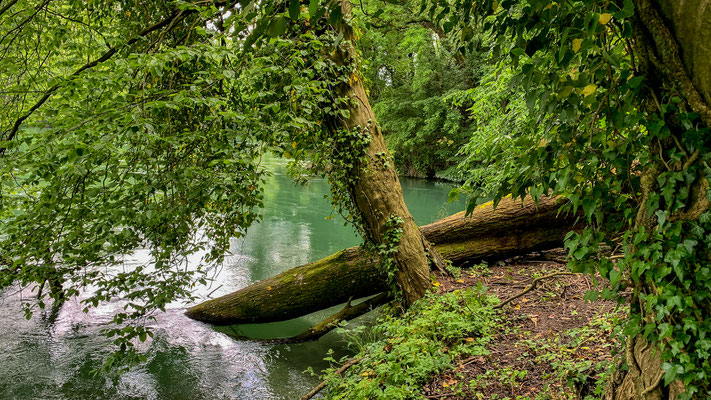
[604,1,711,398]
[330,1,432,305]
[185,195,574,325]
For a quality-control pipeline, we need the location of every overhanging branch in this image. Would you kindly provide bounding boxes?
[1,0,233,153]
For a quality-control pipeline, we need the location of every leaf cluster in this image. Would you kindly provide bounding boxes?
[426,0,711,396]
[323,287,499,399]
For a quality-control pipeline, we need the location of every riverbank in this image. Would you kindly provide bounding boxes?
[314,250,620,399]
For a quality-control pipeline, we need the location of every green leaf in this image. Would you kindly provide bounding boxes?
[267,15,288,37]
[609,269,621,286]
[328,4,342,26]
[628,76,644,89]
[308,0,319,18]
[289,0,300,21]
[582,198,595,220]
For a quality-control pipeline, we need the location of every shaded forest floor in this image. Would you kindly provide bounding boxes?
[423,250,623,400]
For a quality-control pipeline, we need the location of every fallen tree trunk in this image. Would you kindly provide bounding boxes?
[289,292,390,342]
[185,195,575,325]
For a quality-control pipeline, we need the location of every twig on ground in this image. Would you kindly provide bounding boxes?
[494,272,576,310]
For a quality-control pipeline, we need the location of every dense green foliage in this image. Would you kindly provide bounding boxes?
[0,0,369,366]
[449,65,541,198]
[426,0,711,396]
[322,287,499,399]
[2,0,711,397]
[354,0,484,179]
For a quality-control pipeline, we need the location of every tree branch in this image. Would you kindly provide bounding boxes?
[493,272,576,310]
[634,0,711,127]
[1,1,232,152]
[0,0,19,19]
[301,357,363,400]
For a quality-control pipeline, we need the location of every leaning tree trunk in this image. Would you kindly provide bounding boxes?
[605,1,711,399]
[328,1,433,305]
[185,195,574,325]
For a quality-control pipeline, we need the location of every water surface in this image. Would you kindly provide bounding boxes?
[0,158,463,400]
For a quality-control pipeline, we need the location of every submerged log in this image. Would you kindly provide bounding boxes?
[289,292,390,342]
[185,196,574,325]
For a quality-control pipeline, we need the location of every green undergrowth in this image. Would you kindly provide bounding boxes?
[517,315,619,399]
[464,313,620,400]
[316,286,500,399]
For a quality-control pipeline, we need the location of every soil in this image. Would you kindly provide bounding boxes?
[423,249,623,400]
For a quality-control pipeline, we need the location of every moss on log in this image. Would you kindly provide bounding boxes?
[185,196,574,325]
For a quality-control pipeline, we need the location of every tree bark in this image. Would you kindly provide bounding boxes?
[185,195,574,325]
[288,292,390,342]
[604,1,711,398]
[330,0,433,306]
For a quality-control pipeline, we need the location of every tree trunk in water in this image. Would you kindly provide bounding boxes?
[605,1,711,398]
[185,195,574,325]
[288,292,390,342]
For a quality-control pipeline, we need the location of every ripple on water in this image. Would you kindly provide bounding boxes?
[0,160,464,400]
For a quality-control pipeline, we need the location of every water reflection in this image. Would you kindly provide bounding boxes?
[0,157,464,400]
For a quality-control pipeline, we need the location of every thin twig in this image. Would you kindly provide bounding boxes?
[1,1,233,150]
[0,0,19,19]
[301,357,363,400]
[493,272,576,310]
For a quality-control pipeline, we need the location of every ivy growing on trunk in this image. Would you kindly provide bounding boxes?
[428,0,711,397]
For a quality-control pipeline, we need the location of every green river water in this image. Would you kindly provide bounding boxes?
[0,158,464,400]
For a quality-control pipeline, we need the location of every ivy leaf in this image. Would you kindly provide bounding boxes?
[582,197,596,219]
[655,210,668,228]
[609,269,621,286]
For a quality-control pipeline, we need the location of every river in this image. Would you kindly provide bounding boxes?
[0,158,464,400]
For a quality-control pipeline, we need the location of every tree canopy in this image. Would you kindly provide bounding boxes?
[0,0,366,364]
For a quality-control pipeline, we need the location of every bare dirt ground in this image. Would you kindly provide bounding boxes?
[423,250,623,400]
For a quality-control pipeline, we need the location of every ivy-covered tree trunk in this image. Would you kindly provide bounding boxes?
[606,0,711,398]
[330,1,434,305]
